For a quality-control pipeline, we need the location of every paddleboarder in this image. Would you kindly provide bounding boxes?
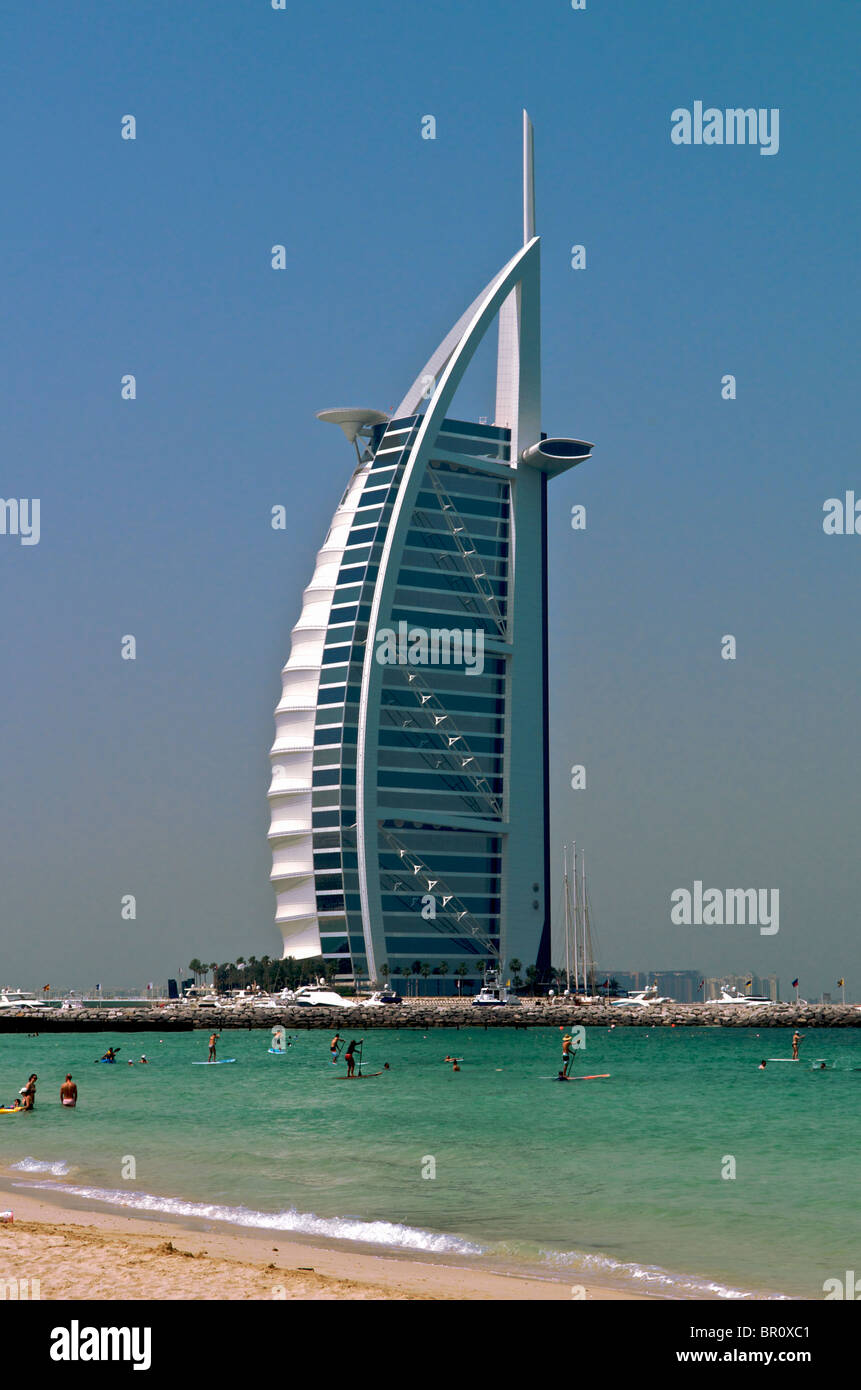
[792,1031,804,1061]
[208,1032,219,1063]
[344,1039,361,1077]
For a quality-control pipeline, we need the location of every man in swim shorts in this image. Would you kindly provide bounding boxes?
[60,1075,77,1107]
[330,1033,342,1065]
[208,1032,219,1062]
[561,1032,575,1077]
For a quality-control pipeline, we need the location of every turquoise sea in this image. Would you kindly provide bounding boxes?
[0,1026,858,1298]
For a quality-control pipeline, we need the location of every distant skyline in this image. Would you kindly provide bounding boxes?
[2,2,858,998]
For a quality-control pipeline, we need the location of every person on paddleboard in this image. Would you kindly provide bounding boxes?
[330,1033,342,1065]
[60,1075,77,1107]
[792,1031,804,1060]
[344,1039,361,1077]
[208,1032,219,1062]
[561,1031,575,1077]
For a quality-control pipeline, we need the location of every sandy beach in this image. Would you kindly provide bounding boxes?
[0,1184,647,1301]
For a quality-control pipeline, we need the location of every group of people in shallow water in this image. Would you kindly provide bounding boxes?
[5,1046,153,1111]
[5,1074,77,1111]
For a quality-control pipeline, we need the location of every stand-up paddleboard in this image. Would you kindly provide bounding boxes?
[268,1048,286,1055]
[541,1074,610,1082]
[193,1059,236,1065]
[766,1058,828,1064]
[332,1072,384,1080]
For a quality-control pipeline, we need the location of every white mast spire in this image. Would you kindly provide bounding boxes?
[494,110,539,437]
[523,108,535,245]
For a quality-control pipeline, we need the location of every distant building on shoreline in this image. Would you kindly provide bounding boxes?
[267,114,593,995]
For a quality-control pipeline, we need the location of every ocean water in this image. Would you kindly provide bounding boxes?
[0,1026,858,1298]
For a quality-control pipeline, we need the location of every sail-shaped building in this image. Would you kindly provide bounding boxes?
[268,113,592,993]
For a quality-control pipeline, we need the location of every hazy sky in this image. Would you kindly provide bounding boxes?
[2,2,858,998]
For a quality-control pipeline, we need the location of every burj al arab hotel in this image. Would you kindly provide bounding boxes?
[268,114,592,994]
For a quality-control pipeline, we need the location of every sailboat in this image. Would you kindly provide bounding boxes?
[561,843,603,1002]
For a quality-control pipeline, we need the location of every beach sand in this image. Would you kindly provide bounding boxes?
[0,1185,648,1300]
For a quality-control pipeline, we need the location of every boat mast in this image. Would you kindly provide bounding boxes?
[582,849,593,995]
[571,842,578,993]
[563,844,572,993]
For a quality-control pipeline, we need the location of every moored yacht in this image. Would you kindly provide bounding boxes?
[472,968,520,1006]
[611,983,672,1007]
[705,984,782,1006]
[291,980,357,1008]
[363,987,402,1007]
[0,988,45,1011]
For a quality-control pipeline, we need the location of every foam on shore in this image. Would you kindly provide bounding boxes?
[14,1178,485,1256]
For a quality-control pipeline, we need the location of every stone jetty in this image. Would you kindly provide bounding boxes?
[0,999,858,1032]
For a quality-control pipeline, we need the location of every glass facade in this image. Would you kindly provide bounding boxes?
[301,417,510,990]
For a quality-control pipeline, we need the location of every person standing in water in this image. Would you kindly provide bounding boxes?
[20,1075,37,1110]
[330,1033,342,1065]
[208,1032,219,1063]
[792,1031,804,1060]
[60,1075,77,1107]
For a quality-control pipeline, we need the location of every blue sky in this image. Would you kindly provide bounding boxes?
[1,1,858,996]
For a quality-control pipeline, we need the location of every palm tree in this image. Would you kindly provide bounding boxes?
[437,961,449,997]
[509,958,523,989]
[454,963,469,996]
[188,958,203,985]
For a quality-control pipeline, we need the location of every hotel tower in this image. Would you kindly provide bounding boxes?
[268,114,592,994]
